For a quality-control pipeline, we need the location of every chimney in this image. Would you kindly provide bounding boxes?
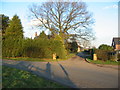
[35,32,37,37]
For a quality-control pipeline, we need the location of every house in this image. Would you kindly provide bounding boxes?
[112,37,120,51]
[77,45,84,52]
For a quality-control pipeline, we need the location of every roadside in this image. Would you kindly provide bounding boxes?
[77,52,119,70]
[2,56,118,88]
[2,53,76,62]
[2,66,67,88]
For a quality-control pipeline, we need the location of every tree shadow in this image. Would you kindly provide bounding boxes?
[56,60,79,88]
[56,60,69,80]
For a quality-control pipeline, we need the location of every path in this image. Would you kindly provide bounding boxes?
[2,55,119,88]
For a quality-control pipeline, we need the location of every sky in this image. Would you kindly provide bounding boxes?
[0,0,119,47]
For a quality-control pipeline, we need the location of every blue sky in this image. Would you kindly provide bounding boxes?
[0,0,119,47]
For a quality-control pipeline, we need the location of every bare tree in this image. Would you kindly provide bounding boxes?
[29,0,94,42]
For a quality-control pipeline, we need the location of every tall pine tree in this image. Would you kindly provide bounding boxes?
[3,15,24,57]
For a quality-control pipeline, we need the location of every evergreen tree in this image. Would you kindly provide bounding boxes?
[5,15,23,39]
[3,15,24,57]
[0,14,9,40]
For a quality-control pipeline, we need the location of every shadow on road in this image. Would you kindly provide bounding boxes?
[3,60,78,88]
[56,60,69,79]
[45,62,51,78]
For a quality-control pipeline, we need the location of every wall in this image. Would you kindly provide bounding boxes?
[115,44,120,50]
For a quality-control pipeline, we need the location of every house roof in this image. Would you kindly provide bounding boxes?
[113,37,120,44]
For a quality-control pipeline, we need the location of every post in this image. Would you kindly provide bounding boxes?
[77,46,80,52]
[93,54,97,61]
[53,53,56,60]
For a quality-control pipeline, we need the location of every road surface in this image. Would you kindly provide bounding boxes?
[2,55,119,88]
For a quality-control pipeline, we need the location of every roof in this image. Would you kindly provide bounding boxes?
[113,37,120,44]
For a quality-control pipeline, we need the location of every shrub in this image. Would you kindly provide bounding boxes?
[95,49,109,61]
[108,51,117,61]
[22,38,67,59]
[49,39,67,59]
[117,53,120,61]
[67,42,78,53]
[98,44,113,51]
[95,49,117,61]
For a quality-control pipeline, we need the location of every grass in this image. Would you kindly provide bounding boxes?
[87,59,120,65]
[81,51,120,65]
[3,53,76,62]
[3,57,56,62]
[2,66,67,88]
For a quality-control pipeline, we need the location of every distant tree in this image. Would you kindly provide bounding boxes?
[38,31,47,39]
[3,15,24,57]
[68,41,78,53]
[98,44,113,51]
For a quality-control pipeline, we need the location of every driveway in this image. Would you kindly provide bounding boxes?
[2,55,119,88]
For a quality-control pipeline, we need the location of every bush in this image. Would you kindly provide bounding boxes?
[67,42,78,53]
[98,44,113,51]
[95,49,117,61]
[22,38,67,59]
[117,53,120,61]
[95,49,109,61]
[49,39,67,59]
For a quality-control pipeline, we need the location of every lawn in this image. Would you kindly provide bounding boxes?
[2,66,67,88]
[87,59,120,65]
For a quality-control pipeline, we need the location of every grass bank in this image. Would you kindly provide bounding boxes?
[3,53,76,62]
[2,66,67,88]
[87,59,120,65]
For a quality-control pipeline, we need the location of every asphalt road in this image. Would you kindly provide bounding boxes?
[2,55,119,88]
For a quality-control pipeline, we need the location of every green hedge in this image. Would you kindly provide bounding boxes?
[22,38,67,59]
[94,49,117,61]
[95,49,109,61]
[117,53,120,61]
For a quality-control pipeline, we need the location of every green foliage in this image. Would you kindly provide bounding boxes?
[49,39,67,59]
[87,59,119,65]
[67,42,78,53]
[95,49,117,61]
[3,66,67,88]
[1,14,9,41]
[95,49,109,61]
[1,14,9,34]
[38,31,48,39]
[22,37,67,59]
[117,53,120,61]
[2,15,24,57]
[94,44,116,61]
[2,15,67,59]
[98,44,113,51]
[5,15,23,39]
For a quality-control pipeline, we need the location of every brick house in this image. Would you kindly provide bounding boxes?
[112,37,120,51]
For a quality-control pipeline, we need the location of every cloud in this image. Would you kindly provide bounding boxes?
[27,18,47,26]
[103,4,118,9]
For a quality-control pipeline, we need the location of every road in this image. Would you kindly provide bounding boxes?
[2,55,119,88]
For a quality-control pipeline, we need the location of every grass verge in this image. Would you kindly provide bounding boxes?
[87,59,120,65]
[2,66,67,88]
[2,53,76,62]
